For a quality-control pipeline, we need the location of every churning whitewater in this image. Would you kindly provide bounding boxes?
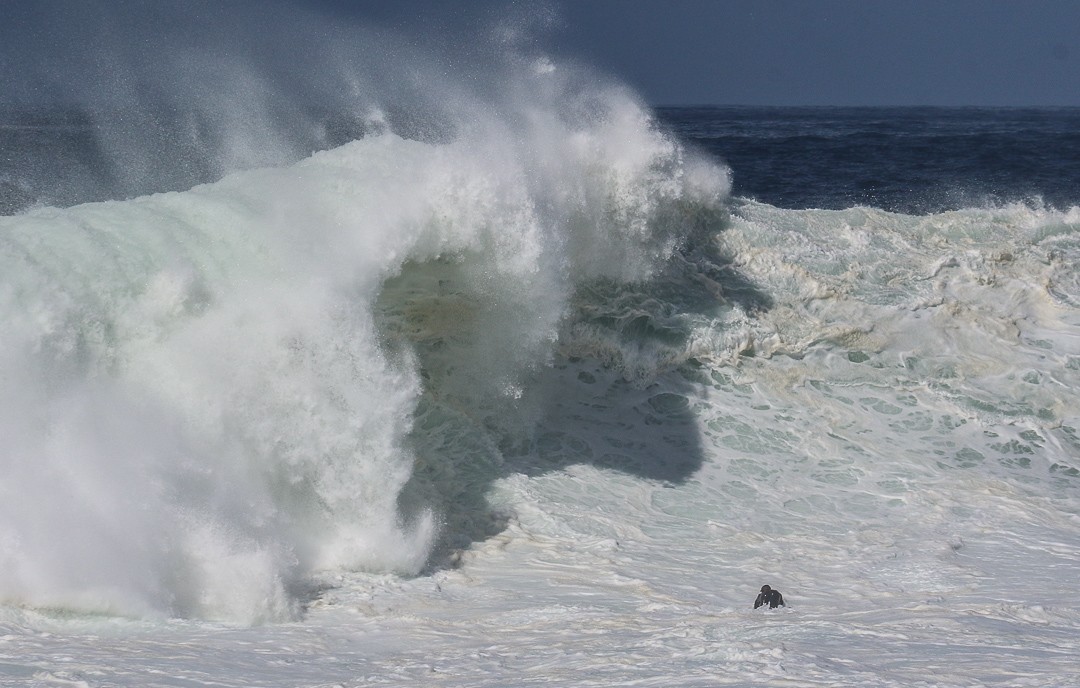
[2,4,1080,686]
[0,72,728,622]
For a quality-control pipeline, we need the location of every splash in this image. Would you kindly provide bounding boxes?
[0,3,730,623]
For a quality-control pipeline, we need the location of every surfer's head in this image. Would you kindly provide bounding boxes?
[760,585,771,593]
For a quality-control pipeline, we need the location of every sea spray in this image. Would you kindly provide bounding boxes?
[3,27,1080,675]
[0,51,732,620]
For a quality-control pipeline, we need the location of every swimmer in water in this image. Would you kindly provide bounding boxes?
[754,585,785,609]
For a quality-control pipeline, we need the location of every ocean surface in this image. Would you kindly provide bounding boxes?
[3,25,1080,688]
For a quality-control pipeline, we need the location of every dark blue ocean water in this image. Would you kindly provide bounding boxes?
[657,107,1080,215]
[4,106,1080,216]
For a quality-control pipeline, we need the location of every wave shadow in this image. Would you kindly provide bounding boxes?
[378,207,774,571]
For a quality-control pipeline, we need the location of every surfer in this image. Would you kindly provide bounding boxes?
[754,585,785,609]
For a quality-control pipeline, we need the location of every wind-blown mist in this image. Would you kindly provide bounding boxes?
[0,1,731,622]
[2,2,564,208]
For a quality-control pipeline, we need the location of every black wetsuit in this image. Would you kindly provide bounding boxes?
[754,589,785,609]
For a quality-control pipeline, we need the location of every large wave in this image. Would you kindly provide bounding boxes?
[0,2,731,623]
[6,2,1079,632]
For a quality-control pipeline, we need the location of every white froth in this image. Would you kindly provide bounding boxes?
[2,197,1079,686]
[0,68,718,625]
[2,34,1079,688]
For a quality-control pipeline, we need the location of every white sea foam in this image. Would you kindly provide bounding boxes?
[0,52,725,624]
[2,4,1080,686]
[3,160,1080,687]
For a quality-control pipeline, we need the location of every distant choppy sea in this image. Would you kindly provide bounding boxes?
[659,106,1080,213]
[2,99,1079,686]
[6,106,1080,215]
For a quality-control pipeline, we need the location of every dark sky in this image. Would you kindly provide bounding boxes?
[4,0,1079,107]
[308,0,1080,106]
[554,0,1080,106]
